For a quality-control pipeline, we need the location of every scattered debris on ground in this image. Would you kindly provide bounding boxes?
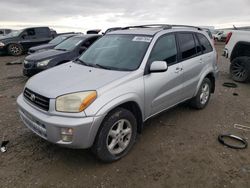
[223,82,238,88]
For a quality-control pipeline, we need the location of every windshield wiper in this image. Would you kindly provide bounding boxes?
[56,48,67,51]
[75,58,95,67]
[94,64,112,70]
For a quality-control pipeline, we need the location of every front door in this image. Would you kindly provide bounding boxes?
[144,34,183,118]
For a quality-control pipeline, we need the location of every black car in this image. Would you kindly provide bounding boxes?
[0,27,56,56]
[28,34,77,54]
[23,34,101,76]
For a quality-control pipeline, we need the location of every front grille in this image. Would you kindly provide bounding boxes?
[24,88,50,111]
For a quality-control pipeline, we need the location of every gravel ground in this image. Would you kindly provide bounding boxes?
[0,44,250,188]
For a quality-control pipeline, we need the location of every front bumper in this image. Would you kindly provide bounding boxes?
[23,67,43,77]
[17,94,105,149]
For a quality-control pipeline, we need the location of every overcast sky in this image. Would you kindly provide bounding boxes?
[0,0,250,33]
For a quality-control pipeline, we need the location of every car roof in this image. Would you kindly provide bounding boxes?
[106,25,208,36]
[70,34,101,39]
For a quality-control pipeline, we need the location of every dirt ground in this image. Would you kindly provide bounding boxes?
[0,44,250,188]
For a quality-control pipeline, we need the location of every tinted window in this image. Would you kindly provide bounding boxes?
[197,33,213,53]
[149,34,177,65]
[178,33,196,60]
[194,34,202,55]
[35,28,49,37]
[26,29,35,36]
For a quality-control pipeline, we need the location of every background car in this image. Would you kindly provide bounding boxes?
[0,27,57,56]
[0,29,13,36]
[23,34,101,76]
[28,34,77,54]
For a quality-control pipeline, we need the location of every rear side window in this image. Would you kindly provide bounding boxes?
[35,28,49,37]
[177,33,196,60]
[197,33,213,54]
[149,34,177,65]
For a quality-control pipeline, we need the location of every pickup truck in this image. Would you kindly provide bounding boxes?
[0,27,57,56]
[223,30,250,82]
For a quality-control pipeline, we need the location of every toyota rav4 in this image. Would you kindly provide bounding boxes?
[17,24,218,162]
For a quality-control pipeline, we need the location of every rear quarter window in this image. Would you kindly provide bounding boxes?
[197,33,213,54]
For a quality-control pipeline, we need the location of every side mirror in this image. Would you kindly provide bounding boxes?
[150,61,168,73]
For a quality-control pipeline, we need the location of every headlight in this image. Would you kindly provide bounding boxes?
[37,59,51,67]
[0,42,5,47]
[56,91,97,113]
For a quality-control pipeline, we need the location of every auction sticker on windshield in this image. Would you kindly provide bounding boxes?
[132,36,152,43]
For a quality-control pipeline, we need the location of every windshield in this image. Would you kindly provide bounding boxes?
[49,35,69,45]
[78,34,151,71]
[54,37,84,51]
[6,29,23,37]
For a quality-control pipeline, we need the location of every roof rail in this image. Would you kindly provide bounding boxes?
[122,24,171,30]
[169,25,203,30]
[121,24,203,31]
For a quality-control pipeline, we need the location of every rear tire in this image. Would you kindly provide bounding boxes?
[92,107,137,162]
[190,78,212,109]
[230,57,250,82]
[7,43,23,56]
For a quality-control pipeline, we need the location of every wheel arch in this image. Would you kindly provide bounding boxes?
[195,71,216,95]
[230,41,250,62]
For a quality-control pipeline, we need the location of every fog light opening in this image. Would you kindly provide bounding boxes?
[61,128,73,142]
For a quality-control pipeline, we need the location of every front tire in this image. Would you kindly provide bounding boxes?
[92,107,137,162]
[230,57,250,82]
[190,78,212,109]
[7,43,23,56]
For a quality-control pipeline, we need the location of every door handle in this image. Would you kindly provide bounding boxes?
[175,67,183,73]
[199,58,203,63]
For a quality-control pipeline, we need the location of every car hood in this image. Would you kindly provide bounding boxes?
[25,49,69,61]
[25,62,131,98]
[29,43,55,51]
[0,36,18,42]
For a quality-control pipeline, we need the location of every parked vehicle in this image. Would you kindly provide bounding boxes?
[23,34,101,76]
[28,34,77,54]
[0,27,57,56]
[104,27,122,34]
[223,30,250,82]
[17,24,218,162]
[214,30,232,42]
[0,29,13,36]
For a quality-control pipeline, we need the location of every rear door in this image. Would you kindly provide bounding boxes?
[177,32,203,100]
[144,33,183,117]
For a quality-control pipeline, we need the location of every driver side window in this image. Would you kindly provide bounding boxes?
[149,34,177,65]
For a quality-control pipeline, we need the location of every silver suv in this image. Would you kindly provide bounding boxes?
[17,25,218,162]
